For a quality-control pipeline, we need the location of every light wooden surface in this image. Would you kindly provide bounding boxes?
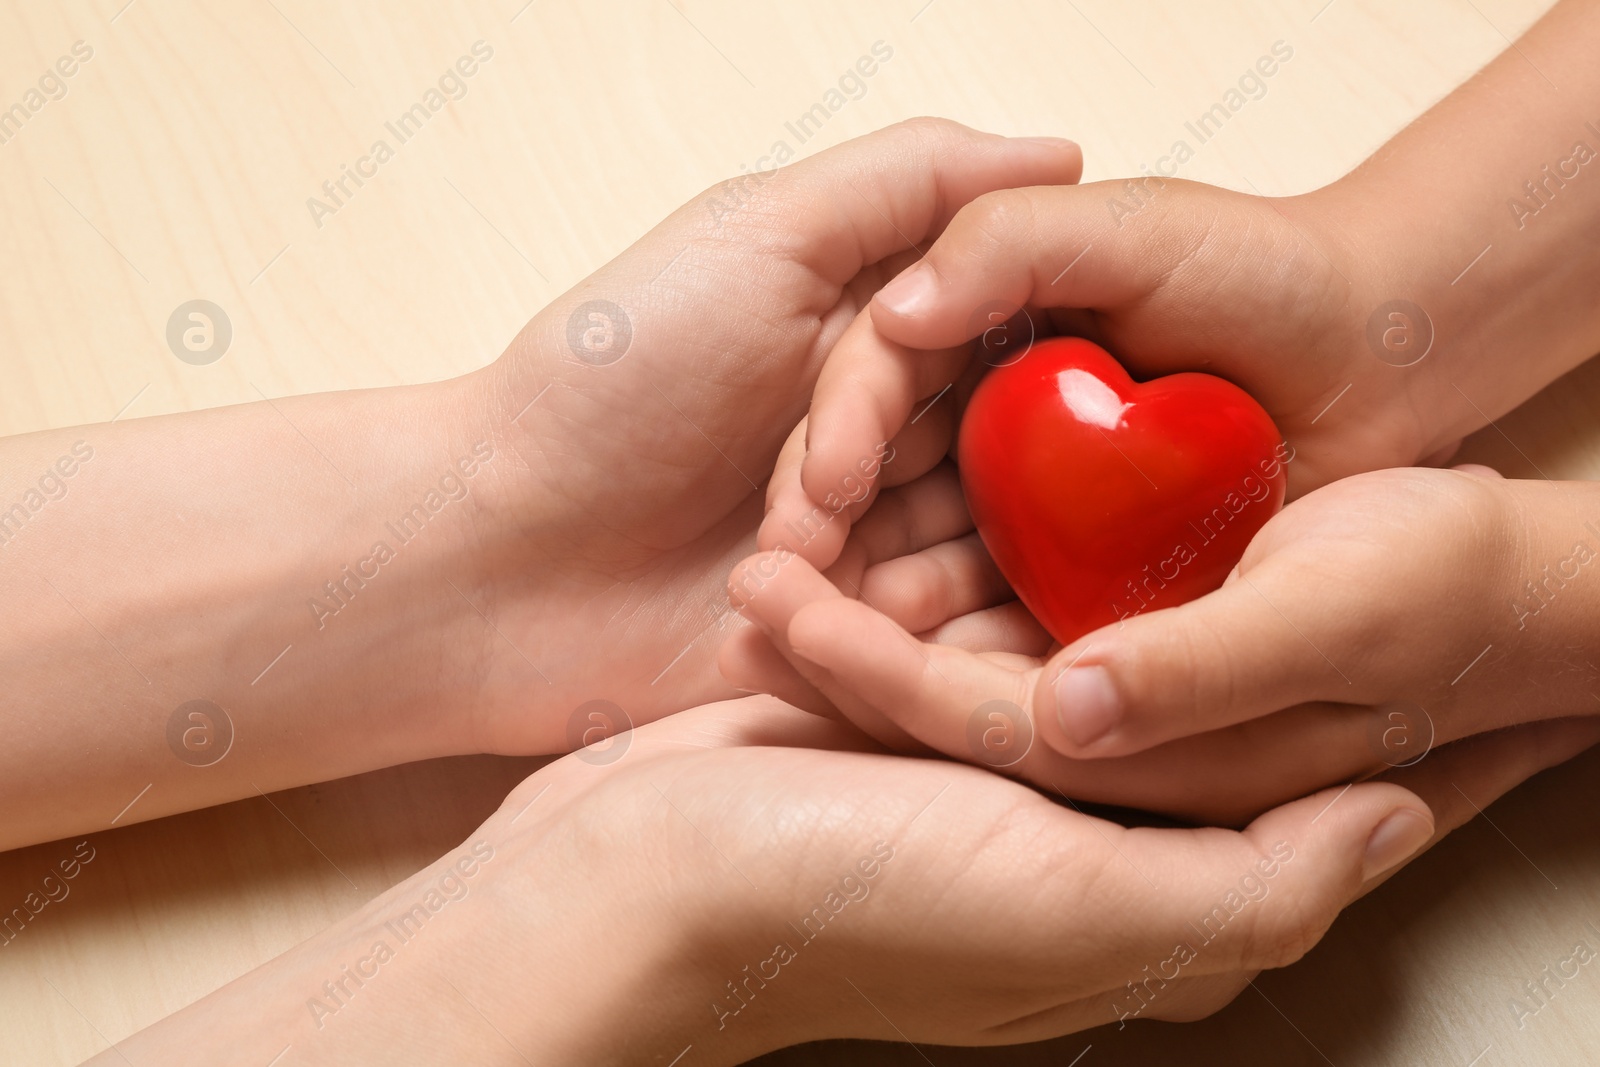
[3,0,1596,1063]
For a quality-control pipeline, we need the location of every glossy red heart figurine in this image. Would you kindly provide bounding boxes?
[958,337,1289,647]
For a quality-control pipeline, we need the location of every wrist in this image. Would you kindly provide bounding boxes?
[1306,3,1600,454]
[449,341,745,758]
[462,776,793,1066]
[96,804,768,1066]
[0,378,497,848]
[1316,169,1593,446]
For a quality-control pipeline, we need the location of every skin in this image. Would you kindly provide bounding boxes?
[84,698,1600,1065]
[16,7,1600,1055]
[739,0,1600,786]
[727,459,1600,822]
[789,0,1600,514]
[0,119,1083,851]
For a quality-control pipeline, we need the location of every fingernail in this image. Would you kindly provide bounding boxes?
[1361,809,1433,881]
[1052,665,1120,751]
[1019,136,1078,149]
[876,261,937,317]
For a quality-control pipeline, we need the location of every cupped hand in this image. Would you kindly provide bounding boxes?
[763,177,1459,580]
[475,698,1594,1061]
[373,700,1600,1063]
[725,451,1600,821]
[995,464,1600,760]
[450,119,1082,754]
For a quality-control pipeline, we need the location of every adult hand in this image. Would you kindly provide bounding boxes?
[0,120,1079,850]
[461,118,1083,754]
[91,697,1599,1065]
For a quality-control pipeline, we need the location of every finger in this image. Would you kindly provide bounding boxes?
[1032,554,1374,760]
[920,600,1053,656]
[786,588,1393,820]
[787,595,1036,751]
[799,305,973,559]
[760,417,851,568]
[717,625,837,719]
[992,779,1432,1012]
[763,416,810,516]
[842,247,924,312]
[847,461,972,567]
[1451,461,1504,479]
[735,119,1082,287]
[729,551,923,751]
[866,181,1198,349]
[972,971,1260,1044]
[1357,716,1600,897]
[759,407,955,568]
[858,533,1013,636]
[768,563,1405,824]
[879,387,958,489]
[812,458,973,605]
[1097,781,1434,984]
[783,593,1385,825]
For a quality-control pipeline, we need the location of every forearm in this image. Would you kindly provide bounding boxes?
[87,793,777,1067]
[0,380,497,848]
[84,841,555,1065]
[1316,0,1600,444]
[1494,479,1600,709]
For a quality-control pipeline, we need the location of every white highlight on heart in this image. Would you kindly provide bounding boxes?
[1056,368,1131,430]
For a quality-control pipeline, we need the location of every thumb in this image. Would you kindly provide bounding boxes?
[1033,562,1362,758]
[868,177,1212,347]
[1228,782,1435,973]
[677,117,1082,285]
[1108,782,1433,992]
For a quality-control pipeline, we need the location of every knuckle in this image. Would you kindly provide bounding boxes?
[954,188,1038,254]
[1187,619,1242,729]
[1124,612,1238,734]
[1248,891,1333,970]
[889,115,972,148]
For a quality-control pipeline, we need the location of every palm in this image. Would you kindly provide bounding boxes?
[477,694,1577,1056]
[472,247,905,752]
[455,119,1087,753]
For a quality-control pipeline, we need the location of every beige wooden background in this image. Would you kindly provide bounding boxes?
[4,0,1599,1063]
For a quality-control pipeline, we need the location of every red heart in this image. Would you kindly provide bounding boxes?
[958,337,1288,647]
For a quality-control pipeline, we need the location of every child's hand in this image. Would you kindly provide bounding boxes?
[727,458,1600,822]
[1011,464,1600,760]
[777,178,1421,582]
